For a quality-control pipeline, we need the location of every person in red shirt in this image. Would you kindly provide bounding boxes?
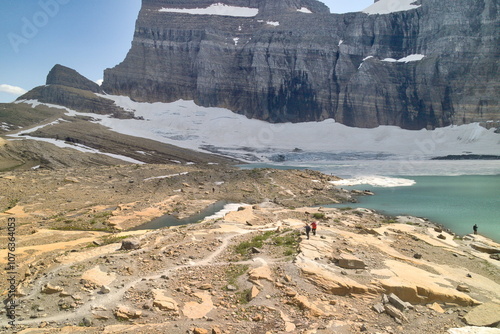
[311,221,317,236]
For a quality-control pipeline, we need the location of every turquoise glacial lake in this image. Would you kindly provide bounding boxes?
[240,162,499,242]
[329,175,500,242]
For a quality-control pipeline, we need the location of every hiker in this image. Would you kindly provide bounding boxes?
[305,223,311,240]
[473,224,478,235]
[311,221,317,236]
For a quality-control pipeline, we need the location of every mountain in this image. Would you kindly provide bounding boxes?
[18,64,134,119]
[101,0,499,130]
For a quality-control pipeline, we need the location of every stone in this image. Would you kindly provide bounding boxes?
[284,287,297,297]
[100,285,111,294]
[120,238,141,250]
[226,285,237,291]
[193,328,208,334]
[437,234,447,240]
[251,247,262,254]
[372,303,385,314]
[384,304,408,323]
[464,302,500,327]
[82,317,93,327]
[337,253,366,269]
[152,289,179,311]
[199,283,213,290]
[248,266,273,282]
[456,284,471,293]
[388,293,409,312]
[114,305,142,319]
[292,295,325,317]
[211,327,223,334]
[41,283,64,294]
[248,286,260,301]
[252,314,263,322]
[428,302,445,314]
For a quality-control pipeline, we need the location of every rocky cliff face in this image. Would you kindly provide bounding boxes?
[102,0,499,129]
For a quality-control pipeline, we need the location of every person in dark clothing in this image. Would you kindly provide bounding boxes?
[473,224,478,235]
[305,223,311,240]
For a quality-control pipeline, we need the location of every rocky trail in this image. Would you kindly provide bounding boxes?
[0,164,499,334]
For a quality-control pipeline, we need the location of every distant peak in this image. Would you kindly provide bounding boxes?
[46,64,102,93]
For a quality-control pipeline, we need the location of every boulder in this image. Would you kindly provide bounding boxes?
[464,302,500,327]
[211,328,223,334]
[428,302,445,314]
[470,242,500,254]
[337,253,366,269]
[456,284,471,293]
[120,238,141,250]
[100,285,111,294]
[248,265,273,282]
[114,305,142,319]
[199,283,213,290]
[388,293,409,312]
[41,283,64,294]
[292,295,325,317]
[384,304,408,323]
[151,289,179,311]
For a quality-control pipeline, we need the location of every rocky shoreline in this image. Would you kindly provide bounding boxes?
[0,163,498,334]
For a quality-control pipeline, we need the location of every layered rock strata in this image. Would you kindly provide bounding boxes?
[103,0,499,129]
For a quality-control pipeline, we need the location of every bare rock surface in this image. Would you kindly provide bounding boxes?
[464,303,500,327]
[0,164,499,334]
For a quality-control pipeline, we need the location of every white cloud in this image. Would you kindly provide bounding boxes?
[0,84,27,96]
[95,79,104,86]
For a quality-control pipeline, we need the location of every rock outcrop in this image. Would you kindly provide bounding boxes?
[46,64,102,93]
[102,0,499,129]
[18,65,133,119]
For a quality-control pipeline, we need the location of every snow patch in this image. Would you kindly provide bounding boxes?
[383,54,425,63]
[204,203,248,220]
[331,176,416,187]
[144,172,189,181]
[266,21,280,27]
[363,0,421,15]
[159,3,258,17]
[297,7,312,13]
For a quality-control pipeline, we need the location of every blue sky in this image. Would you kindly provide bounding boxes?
[0,0,373,103]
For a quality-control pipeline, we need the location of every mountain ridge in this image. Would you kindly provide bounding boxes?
[100,0,499,129]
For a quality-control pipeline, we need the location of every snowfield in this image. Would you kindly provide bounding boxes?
[362,0,421,15]
[159,3,258,17]
[13,96,500,177]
